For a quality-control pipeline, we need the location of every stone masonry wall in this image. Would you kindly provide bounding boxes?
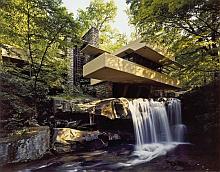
[71,27,99,87]
[82,27,99,48]
[0,127,50,166]
[67,48,74,86]
[73,27,113,98]
[93,82,113,98]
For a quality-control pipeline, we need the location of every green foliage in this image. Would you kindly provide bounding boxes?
[0,66,49,130]
[77,0,117,32]
[0,0,80,90]
[100,28,128,52]
[77,0,128,52]
[127,0,220,88]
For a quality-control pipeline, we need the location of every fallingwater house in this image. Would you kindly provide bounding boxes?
[71,27,182,98]
[1,28,182,98]
[1,30,220,170]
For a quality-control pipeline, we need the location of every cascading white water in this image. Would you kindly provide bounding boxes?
[129,99,172,146]
[121,98,187,166]
[166,98,187,142]
[129,98,186,145]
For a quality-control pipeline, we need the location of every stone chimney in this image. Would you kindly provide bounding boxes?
[82,27,99,48]
[69,27,99,87]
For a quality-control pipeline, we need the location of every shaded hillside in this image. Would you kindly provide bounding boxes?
[0,72,48,134]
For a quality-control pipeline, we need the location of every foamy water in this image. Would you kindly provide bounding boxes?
[120,98,187,166]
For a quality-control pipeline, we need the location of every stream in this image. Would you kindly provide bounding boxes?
[2,143,218,172]
[1,98,219,171]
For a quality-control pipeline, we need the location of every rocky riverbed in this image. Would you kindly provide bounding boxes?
[1,143,219,172]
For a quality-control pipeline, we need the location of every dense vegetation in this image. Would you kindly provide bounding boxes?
[0,0,126,131]
[0,0,219,132]
[0,0,127,92]
[1,0,80,90]
[127,0,220,88]
[77,0,128,52]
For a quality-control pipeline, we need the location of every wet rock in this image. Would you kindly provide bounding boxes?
[53,128,100,145]
[0,127,50,166]
[52,128,122,153]
[79,98,131,120]
[76,123,96,131]
[67,121,81,128]
[55,120,69,128]
[52,128,106,153]
[96,98,130,119]
[53,98,131,120]
[85,139,108,150]
[175,166,184,171]
[53,143,73,153]
[96,99,116,119]
[108,133,120,140]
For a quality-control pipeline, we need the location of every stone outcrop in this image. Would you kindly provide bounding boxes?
[53,128,101,144]
[181,79,220,169]
[52,97,96,113]
[50,97,135,153]
[52,128,120,153]
[93,98,130,119]
[0,127,50,166]
[53,97,131,120]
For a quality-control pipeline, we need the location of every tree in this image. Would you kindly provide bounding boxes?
[100,28,128,52]
[0,0,80,115]
[77,0,117,32]
[77,0,127,51]
[127,0,220,88]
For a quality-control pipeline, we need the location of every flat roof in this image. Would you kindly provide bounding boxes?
[113,39,183,67]
[81,40,183,68]
[81,44,109,57]
[83,53,181,89]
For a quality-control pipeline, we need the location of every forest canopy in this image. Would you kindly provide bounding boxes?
[127,0,220,88]
[0,0,219,90]
[0,0,80,90]
[77,0,128,52]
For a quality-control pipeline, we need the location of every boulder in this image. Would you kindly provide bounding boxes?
[76,98,131,120]
[52,128,121,153]
[0,127,50,166]
[53,128,100,145]
[52,97,131,120]
[52,97,97,113]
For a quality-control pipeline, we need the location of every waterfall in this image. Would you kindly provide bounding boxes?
[129,98,186,145]
[166,98,187,142]
[129,99,172,146]
[121,98,187,166]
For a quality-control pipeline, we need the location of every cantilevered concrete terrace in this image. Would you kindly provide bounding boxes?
[82,40,182,89]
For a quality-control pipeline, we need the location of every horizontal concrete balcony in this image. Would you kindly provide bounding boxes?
[83,53,181,89]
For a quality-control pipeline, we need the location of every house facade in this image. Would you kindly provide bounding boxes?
[1,28,181,98]
[72,28,181,98]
